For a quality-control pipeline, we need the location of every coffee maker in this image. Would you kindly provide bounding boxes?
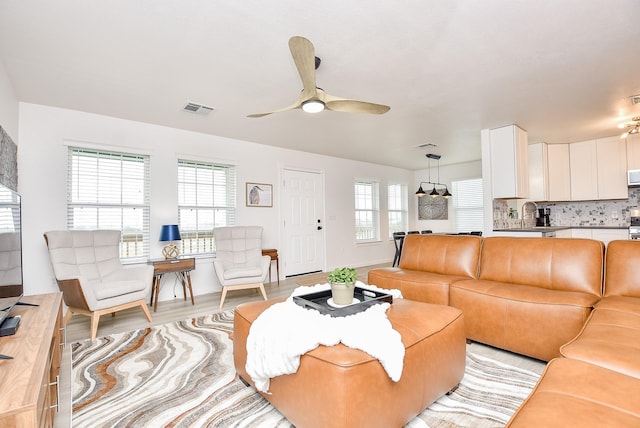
[536,207,551,227]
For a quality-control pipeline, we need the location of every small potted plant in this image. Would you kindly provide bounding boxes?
[327,267,358,305]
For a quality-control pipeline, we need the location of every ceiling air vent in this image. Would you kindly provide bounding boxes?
[183,102,215,115]
[631,95,640,106]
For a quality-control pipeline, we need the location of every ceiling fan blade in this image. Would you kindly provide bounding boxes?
[289,36,318,99]
[249,37,390,117]
[247,95,304,118]
[321,91,390,115]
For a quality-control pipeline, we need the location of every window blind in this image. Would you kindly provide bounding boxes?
[387,183,408,237]
[67,147,150,261]
[355,180,380,242]
[178,159,236,255]
[452,178,484,233]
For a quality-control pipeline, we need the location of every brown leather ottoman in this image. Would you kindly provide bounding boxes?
[234,298,466,428]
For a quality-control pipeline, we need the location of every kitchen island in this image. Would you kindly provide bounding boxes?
[492,226,628,242]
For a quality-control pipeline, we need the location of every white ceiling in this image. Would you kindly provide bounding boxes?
[1,0,639,170]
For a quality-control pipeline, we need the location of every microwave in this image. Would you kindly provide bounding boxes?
[629,170,640,187]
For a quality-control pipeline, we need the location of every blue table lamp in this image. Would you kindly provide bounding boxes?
[160,224,182,259]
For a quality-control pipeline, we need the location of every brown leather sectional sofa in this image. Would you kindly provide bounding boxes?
[368,235,640,426]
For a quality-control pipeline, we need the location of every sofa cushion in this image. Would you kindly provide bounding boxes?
[506,358,640,427]
[478,237,603,296]
[368,267,471,305]
[367,234,481,305]
[560,308,640,379]
[450,279,599,361]
[398,234,481,278]
[595,295,640,314]
[603,240,640,298]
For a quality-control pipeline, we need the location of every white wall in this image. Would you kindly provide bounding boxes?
[411,160,482,232]
[18,103,414,300]
[0,61,19,141]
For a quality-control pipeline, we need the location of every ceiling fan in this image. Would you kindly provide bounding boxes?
[247,36,390,118]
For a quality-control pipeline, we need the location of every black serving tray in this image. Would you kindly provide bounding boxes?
[293,286,393,317]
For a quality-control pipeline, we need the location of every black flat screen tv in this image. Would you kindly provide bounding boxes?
[0,183,22,328]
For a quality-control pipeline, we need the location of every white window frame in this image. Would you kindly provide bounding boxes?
[177,159,236,255]
[452,178,484,234]
[387,183,408,238]
[67,147,150,262]
[355,179,380,242]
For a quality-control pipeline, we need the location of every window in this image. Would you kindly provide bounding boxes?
[452,178,484,233]
[178,159,236,255]
[387,183,407,237]
[355,180,379,242]
[68,147,150,261]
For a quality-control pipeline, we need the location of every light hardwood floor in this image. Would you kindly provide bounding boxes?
[55,263,546,427]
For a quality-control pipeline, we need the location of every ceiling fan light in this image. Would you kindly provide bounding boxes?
[302,99,325,113]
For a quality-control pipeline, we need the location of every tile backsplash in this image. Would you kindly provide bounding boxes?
[493,187,640,229]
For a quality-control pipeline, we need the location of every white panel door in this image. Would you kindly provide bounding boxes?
[282,169,325,276]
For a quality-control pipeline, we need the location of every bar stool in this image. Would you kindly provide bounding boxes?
[392,232,406,267]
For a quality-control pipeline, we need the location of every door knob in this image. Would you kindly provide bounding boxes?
[317,226,323,230]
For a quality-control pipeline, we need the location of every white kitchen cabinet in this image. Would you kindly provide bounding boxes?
[547,144,571,201]
[596,137,628,200]
[592,229,628,245]
[490,125,529,199]
[570,228,628,245]
[527,142,548,201]
[626,134,640,170]
[555,228,572,238]
[492,231,543,238]
[569,138,627,201]
[571,229,593,239]
[570,140,598,201]
[527,143,571,202]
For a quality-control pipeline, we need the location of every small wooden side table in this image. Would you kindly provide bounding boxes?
[262,248,279,285]
[148,257,196,312]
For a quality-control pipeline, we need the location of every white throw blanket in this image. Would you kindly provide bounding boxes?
[245,281,405,393]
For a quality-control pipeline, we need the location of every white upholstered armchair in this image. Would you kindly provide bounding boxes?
[213,226,270,309]
[44,230,153,341]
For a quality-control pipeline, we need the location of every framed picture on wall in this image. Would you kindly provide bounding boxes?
[418,195,448,220]
[246,182,273,207]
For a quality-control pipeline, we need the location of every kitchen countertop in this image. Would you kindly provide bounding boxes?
[493,226,628,232]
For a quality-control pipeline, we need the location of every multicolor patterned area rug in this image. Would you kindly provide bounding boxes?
[72,311,543,428]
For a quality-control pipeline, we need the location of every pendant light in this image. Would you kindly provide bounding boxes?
[415,153,452,199]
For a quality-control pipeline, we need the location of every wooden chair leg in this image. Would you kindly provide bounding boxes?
[63,309,74,326]
[90,312,101,342]
[139,301,153,323]
[219,287,228,309]
[258,284,267,301]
